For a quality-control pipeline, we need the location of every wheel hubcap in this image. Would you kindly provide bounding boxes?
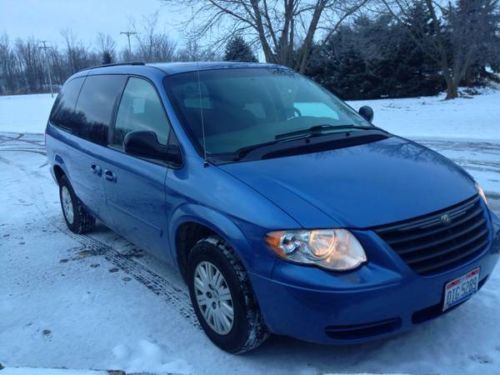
[194,261,234,335]
[61,186,74,224]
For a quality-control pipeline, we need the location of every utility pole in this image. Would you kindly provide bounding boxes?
[39,41,54,98]
[120,31,137,58]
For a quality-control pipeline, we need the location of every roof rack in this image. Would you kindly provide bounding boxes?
[80,61,146,72]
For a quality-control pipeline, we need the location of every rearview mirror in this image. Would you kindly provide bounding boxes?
[359,106,374,122]
[124,131,182,166]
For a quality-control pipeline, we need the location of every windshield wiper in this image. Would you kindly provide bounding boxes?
[233,127,330,160]
[233,140,280,161]
[274,124,375,141]
[232,124,384,161]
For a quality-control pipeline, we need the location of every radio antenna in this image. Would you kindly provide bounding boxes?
[196,67,208,167]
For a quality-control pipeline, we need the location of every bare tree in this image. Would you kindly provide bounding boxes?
[96,33,117,63]
[175,37,221,61]
[132,12,177,62]
[47,45,67,85]
[0,34,21,94]
[15,37,45,93]
[61,30,99,72]
[163,0,368,72]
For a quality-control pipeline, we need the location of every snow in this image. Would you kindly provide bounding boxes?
[1,90,500,374]
[352,88,500,142]
[0,94,56,133]
[111,340,192,374]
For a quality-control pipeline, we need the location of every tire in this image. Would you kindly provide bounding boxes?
[187,236,269,354]
[59,175,95,234]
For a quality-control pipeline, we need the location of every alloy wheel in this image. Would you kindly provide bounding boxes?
[194,261,234,335]
[61,186,74,224]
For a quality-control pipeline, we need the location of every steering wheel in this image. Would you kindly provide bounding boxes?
[283,106,302,120]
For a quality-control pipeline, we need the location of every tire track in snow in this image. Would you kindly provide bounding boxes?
[49,216,200,329]
[0,133,46,155]
[0,134,199,330]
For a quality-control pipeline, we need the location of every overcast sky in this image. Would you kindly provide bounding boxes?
[0,0,188,49]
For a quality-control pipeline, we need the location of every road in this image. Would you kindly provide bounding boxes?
[1,132,499,375]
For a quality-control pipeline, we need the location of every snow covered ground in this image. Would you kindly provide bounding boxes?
[0,94,56,134]
[355,88,500,142]
[1,90,500,374]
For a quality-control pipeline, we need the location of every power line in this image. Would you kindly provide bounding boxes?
[39,40,54,98]
[120,31,137,56]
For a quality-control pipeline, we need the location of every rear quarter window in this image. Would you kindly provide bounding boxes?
[49,77,85,132]
[75,75,127,145]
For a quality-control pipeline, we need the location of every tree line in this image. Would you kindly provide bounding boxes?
[1,0,499,100]
[0,13,219,96]
[307,0,500,99]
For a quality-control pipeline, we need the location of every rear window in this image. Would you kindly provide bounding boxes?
[75,75,127,145]
[49,77,84,132]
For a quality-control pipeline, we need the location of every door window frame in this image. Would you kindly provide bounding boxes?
[108,74,182,168]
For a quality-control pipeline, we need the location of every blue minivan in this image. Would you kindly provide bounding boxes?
[45,62,500,353]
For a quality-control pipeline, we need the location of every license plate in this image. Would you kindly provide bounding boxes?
[443,268,480,311]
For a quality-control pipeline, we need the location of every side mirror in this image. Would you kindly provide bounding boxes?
[359,106,374,122]
[124,131,182,166]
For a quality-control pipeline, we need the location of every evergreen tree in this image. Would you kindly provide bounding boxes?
[392,1,443,97]
[224,36,257,62]
[102,51,113,65]
[447,0,500,86]
[306,7,444,100]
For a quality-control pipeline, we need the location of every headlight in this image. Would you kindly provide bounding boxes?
[265,229,367,271]
[476,183,488,206]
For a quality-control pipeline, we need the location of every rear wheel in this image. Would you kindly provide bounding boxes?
[59,175,95,234]
[187,237,269,353]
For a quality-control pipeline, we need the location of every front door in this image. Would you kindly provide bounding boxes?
[102,77,171,260]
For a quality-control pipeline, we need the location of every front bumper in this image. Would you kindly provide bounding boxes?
[250,210,500,344]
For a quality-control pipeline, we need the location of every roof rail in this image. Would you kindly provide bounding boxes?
[79,61,146,73]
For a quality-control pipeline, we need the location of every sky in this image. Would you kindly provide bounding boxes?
[0,0,189,50]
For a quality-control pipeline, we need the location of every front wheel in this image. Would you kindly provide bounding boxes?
[187,237,269,353]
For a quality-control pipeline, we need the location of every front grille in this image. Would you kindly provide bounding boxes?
[374,195,490,275]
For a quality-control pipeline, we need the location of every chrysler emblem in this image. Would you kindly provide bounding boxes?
[440,214,452,225]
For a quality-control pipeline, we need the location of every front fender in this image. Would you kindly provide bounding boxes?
[168,203,277,278]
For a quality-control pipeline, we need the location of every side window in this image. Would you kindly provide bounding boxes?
[49,77,84,132]
[75,75,127,145]
[112,77,170,147]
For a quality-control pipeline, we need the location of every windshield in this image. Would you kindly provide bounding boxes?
[164,68,371,156]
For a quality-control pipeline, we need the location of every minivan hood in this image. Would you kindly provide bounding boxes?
[219,136,477,228]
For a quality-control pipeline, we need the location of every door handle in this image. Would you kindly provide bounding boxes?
[90,164,102,176]
[104,169,116,182]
